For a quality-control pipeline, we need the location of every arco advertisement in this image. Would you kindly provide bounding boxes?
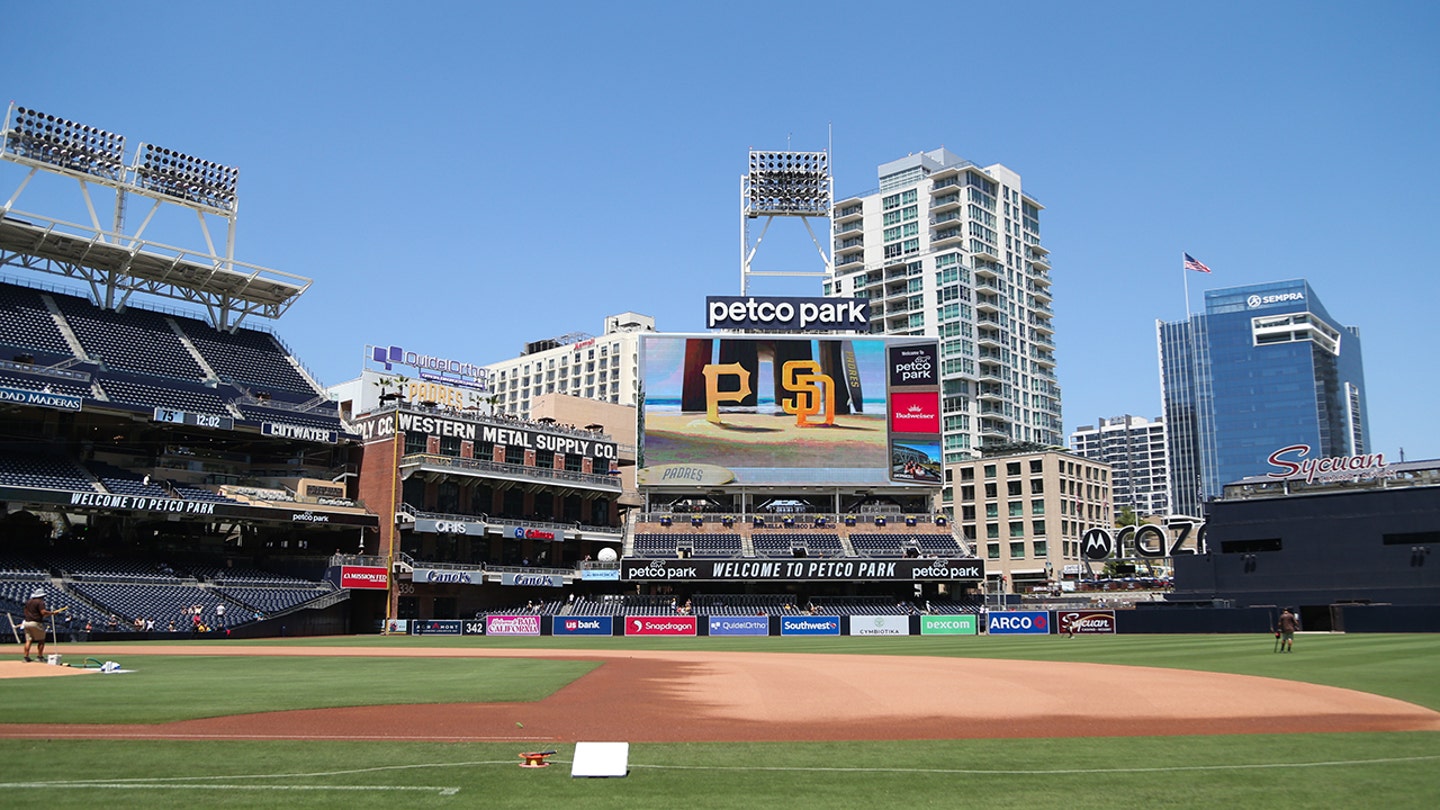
[987,610,1051,635]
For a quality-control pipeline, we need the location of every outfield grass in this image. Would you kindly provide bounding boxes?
[3,633,1438,808]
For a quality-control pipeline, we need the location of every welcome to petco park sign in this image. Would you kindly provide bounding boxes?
[621,558,983,582]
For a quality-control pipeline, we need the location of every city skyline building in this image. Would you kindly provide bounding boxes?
[1158,279,1368,517]
[483,312,655,419]
[826,148,1060,512]
[1068,415,1169,519]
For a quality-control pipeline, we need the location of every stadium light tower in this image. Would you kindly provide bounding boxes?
[1,102,310,329]
[739,147,833,295]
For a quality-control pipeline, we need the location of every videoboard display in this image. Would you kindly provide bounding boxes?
[639,332,940,487]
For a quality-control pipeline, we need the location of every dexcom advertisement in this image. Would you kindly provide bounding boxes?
[638,334,939,486]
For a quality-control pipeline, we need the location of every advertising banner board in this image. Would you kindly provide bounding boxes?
[340,565,389,590]
[707,616,771,637]
[485,615,541,636]
[413,567,485,585]
[623,616,697,636]
[781,616,841,636]
[621,558,982,583]
[849,615,912,636]
[920,615,978,635]
[554,616,614,636]
[1056,610,1117,635]
[987,610,1051,635]
[412,619,463,636]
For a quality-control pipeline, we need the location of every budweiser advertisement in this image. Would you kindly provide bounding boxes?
[1057,610,1116,635]
[624,616,697,637]
[339,565,389,590]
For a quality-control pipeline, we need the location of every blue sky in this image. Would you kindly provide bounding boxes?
[4,1,1437,459]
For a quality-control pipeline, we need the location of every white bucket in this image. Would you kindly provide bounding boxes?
[46,654,61,666]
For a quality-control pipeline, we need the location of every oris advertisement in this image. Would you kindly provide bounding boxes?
[987,610,1051,635]
[1056,610,1116,635]
[554,617,614,636]
[707,616,770,637]
[624,616,697,636]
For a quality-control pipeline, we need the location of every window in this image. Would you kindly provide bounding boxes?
[1009,541,1026,559]
[1032,522,1046,538]
[985,483,997,498]
[1030,459,1043,474]
[1008,481,1023,496]
[986,523,999,539]
[1031,498,1044,515]
[1033,539,1048,557]
[987,543,1000,560]
[986,503,999,518]
[961,467,975,481]
[1008,501,1023,518]
[1030,479,1043,494]
[1009,522,1026,539]
[961,485,974,500]
[984,464,996,479]
[1006,461,1021,476]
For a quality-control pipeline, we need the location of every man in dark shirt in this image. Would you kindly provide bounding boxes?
[1278,608,1300,653]
[21,590,64,663]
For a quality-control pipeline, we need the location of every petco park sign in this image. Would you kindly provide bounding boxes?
[705,296,869,331]
[621,558,983,582]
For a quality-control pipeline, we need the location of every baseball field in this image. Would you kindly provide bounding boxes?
[3,632,1439,809]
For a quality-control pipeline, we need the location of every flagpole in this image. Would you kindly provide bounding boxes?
[1182,252,1192,321]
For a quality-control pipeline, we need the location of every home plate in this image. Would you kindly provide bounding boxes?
[571,742,629,778]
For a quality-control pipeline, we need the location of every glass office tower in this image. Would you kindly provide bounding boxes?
[1157,280,1367,517]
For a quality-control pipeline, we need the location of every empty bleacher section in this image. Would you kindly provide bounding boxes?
[95,374,232,415]
[0,448,95,491]
[0,283,71,356]
[0,282,341,430]
[176,322,315,396]
[89,460,170,498]
[690,593,798,615]
[808,596,920,615]
[752,532,846,558]
[632,533,679,558]
[51,292,206,380]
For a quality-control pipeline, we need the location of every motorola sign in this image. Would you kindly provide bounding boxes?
[705,296,869,331]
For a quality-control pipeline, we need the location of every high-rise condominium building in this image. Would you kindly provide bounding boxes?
[1069,415,1169,519]
[1157,280,1367,517]
[826,148,1061,512]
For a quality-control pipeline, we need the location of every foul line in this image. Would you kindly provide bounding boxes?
[0,783,459,795]
[630,753,1440,776]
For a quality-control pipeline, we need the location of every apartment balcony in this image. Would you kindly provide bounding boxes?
[1029,314,1054,333]
[931,193,962,213]
[932,227,965,247]
[834,203,864,223]
[976,295,1001,314]
[834,220,864,236]
[980,419,1012,440]
[977,312,1005,327]
[931,210,964,226]
[973,243,1001,262]
[974,261,1001,279]
[836,253,865,268]
[977,384,1004,402]
[975,278,1001,296]
[1032,332,1055,349]
[977,330,1004,349]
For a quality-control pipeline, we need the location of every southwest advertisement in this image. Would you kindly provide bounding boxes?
[638,334,940,487]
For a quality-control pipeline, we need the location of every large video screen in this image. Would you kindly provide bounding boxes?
[639,334,940,487]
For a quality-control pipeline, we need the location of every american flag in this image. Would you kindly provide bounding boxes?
[1183,253,1212,273]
